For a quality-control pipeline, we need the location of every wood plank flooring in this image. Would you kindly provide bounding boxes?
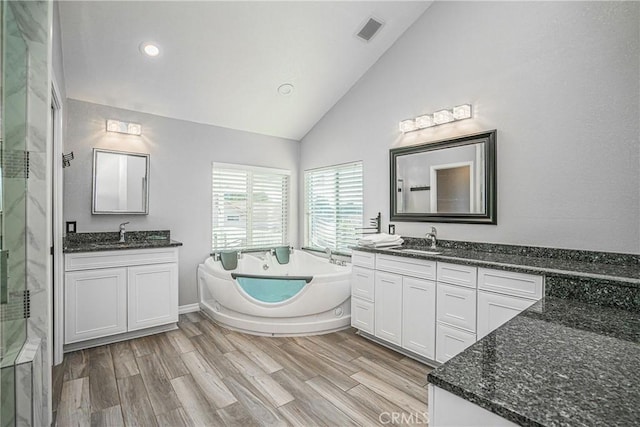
[54,312,432,426]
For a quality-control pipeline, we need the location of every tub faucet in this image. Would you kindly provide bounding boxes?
[325,247,335,264]
[119,222,130,243]
[425,226,437,249]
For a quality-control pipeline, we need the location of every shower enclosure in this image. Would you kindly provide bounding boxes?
[1,1,29,425]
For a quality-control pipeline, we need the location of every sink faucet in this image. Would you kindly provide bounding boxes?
[119,222,130,243]
[425,226,437,250]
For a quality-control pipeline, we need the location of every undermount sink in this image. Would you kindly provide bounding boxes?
[390,247,443,255]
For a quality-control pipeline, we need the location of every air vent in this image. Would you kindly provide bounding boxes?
[356,17,384,42]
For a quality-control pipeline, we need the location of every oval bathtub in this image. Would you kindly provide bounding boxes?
[197,250,352,336]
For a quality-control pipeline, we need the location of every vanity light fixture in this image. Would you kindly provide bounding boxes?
[399,104,473,133]
[106,119,142,136]
[399,119,418,133]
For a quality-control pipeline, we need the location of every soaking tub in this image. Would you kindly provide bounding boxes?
[197,249,352,336]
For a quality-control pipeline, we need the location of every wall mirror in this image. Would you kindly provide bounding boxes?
[92,148,149,214]
[390,130,496,224]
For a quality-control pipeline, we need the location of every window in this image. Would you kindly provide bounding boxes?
[212,163,290,250]
[304,161,363,254]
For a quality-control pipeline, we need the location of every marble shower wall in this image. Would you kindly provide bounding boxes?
[8,1,52,425]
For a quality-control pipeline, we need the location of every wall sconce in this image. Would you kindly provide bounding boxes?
[106,119,142,136]
[399,104,472,133]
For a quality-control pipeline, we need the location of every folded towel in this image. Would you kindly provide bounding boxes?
[274,246,290,265]
[358,237,404,248]
[220,251,238,271]
[358,233,402,245]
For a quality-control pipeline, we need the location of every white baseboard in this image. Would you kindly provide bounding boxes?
[179,303,201,314]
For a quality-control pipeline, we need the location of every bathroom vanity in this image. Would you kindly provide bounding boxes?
[352,240,640,426]
[63,231,182,351]
[351,249,542,364]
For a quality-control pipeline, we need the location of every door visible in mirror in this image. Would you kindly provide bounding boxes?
[390,130,496,224]
[92,149,149,214]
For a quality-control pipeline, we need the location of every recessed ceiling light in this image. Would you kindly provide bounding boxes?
[278,83,294,96]
[140,42,160,57]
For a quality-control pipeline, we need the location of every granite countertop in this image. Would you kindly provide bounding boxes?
[353,244,640,285]
[427,296,640,426]
[63,230,182,253]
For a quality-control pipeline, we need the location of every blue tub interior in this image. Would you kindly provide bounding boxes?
[236,277,307,303]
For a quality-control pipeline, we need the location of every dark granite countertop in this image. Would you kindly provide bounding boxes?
[353,244,640,285]
[427,296,640,426]
[63,230,182,253]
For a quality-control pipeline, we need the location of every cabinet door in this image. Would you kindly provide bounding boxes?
[65,268,127,343]
[437,283,477,332]
[436,323,476,363]
[351,297,374,334]
[128,263,179,331]
[477,291,536,339]
[374,271,403,345]
[351,266,375,302]
[402,277,436,359]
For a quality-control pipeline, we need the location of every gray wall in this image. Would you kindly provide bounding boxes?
[63,99,300,305]
[300,1,640,253]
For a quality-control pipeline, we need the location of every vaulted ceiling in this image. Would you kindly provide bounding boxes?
[58,1,431,140]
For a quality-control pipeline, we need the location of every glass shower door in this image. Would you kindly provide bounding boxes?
[0,1,29,425]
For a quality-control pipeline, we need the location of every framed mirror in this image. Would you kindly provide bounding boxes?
[92,148,149,214]
[390,130,496,224]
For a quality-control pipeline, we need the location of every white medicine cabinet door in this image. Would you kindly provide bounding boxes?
[402,277,436,359]
[64,267,128,343]
[128,263,179,331]
[374,271,403,346]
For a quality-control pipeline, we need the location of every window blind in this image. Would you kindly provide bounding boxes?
[212,163,289,251]
[304,161,363,253]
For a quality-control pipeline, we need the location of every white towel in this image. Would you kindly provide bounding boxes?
[358,234,404,248]
[358,233,401,245]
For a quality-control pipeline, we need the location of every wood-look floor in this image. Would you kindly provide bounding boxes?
[53,312,432,426]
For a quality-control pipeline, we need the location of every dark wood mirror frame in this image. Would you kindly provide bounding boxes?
[389,130,497,224]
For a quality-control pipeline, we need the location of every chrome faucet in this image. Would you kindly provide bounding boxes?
[325,247,335,263]
[425,226,437,250]
[119,222,130,243]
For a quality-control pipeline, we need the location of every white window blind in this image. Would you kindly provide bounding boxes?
[212,163,289,251]
[304,161,363,254]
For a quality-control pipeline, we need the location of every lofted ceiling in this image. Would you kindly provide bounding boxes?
[58,1,431,141]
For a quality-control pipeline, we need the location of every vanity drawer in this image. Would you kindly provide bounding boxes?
[351,298,374,334]
[65,248,179,271]
[351,266,375,302]
[437,262,477,288]
[437,283,477,332]
[352,250,376,269]
[376,254,436,280]
[436,323,476,364]
[478,268,543,300]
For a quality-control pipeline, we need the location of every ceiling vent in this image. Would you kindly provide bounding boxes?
[356,17,384,42]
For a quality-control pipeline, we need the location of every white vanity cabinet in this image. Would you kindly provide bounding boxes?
[374,270,403,345]
[350,252,376,334]
[350,251,543,365]
[351,251,436,360]
[435,262,478,363]
[65,247,179,345]
[402,276,436,358]
[477,268,543,339]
